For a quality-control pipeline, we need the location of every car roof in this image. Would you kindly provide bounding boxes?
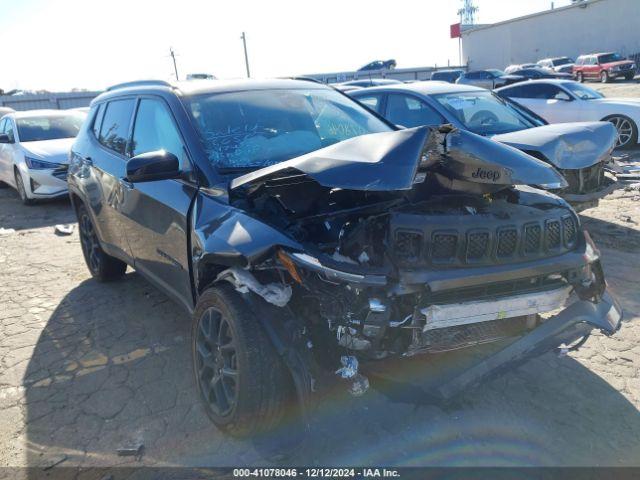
[495,78,577,90]
[579,52,615,57]
[350,80,486,96]
[93,78,331,104]
[7,109,82,119]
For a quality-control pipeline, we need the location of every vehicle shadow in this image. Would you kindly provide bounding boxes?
[0,187,75,231]
[580,213,640,253]
[23,263,640,472]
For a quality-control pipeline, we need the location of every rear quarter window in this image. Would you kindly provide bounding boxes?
[99,99,136,156]
[92,104,106,139]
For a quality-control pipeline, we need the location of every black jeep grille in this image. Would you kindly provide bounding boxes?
[563,215,577,246]
[523,224,542,254]
[496,228,518,257]
[432,233,457,260]
[395,231,422,261]
[466,231,489,260]
[391,210,580,268]
[546,220,561,249]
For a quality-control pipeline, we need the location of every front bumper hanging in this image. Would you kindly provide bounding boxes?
[437,291,623,399]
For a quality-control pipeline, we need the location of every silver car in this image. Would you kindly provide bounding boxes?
[0,109,85,204]
[349,81,617,211]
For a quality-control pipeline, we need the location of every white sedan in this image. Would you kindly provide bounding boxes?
[0,109,85,204]
[496,79,640,148]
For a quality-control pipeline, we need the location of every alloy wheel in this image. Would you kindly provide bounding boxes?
[608,116,634,147]
[79,212,102,273]
[195,307,239,416]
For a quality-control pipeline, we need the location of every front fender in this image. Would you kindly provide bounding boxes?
[191,191,303,293]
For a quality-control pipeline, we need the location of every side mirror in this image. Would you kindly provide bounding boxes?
[125,150,180,183]
[0,133,12,144]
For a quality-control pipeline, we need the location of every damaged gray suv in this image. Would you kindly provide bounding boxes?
[68,79,622,436]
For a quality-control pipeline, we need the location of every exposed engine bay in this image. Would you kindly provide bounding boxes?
[218,127,606,364]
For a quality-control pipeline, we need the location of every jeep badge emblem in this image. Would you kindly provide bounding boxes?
[471,167,501,182]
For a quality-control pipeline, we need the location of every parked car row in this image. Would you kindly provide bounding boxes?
[0,77,625,439]
[348,81,618,211]
[507,52,637,84]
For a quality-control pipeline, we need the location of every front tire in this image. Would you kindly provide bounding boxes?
[604,114,638,149]
[600,70,610,83]
[192,285,291,437]
[14,169,34,205]
[624,73,635,81]
[77,203,127,281]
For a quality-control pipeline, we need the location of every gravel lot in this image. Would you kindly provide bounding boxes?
[1,82,640,475]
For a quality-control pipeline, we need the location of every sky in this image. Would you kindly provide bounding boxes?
[0,0,571,92]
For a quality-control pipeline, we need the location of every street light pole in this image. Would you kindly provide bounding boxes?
[240,32,251,78]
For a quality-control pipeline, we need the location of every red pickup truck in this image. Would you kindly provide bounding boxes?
[573,52,636,83]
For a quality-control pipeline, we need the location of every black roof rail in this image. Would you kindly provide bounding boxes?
[280,76,326,84]
[106,80,173,91]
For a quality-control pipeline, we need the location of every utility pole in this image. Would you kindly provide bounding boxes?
[169,47,179,81]
[457,0,478,67]
[240,32,251,78]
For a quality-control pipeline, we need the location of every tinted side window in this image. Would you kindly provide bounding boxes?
[356,94,383,113]
[499,85,527,98]
[92,104,105,139]
[99,99,135,155]
[0,118,5,134]
[131,98,188,169]
[466,72,480,79]
[386,94,444,127]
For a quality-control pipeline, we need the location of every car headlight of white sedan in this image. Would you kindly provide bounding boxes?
[24,156,60,170]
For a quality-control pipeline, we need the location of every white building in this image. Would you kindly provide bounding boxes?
[461,0,640,70]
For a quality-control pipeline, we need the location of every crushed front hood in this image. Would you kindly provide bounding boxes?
[493,121,617,170]
[231,127,432,192]
[231,126,566,192]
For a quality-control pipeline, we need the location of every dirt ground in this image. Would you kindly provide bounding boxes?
[1,84,640,476]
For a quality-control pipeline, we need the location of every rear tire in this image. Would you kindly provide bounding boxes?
[192,285,291,437]
[576,72,584,83]
[14,169,34,205]
[77,203,127,281]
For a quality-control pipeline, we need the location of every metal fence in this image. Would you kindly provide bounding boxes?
[0,91,102,111]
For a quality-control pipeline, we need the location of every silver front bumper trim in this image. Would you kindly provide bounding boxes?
[420,286,573,331]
